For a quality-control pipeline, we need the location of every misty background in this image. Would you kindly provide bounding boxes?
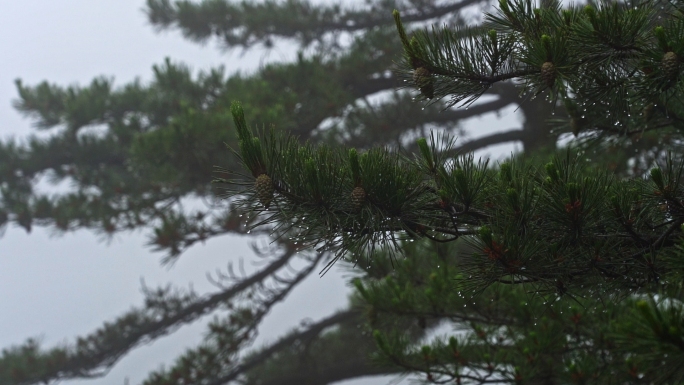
[0,1,525,384]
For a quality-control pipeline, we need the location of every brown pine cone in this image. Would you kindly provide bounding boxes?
[254,174,274,208]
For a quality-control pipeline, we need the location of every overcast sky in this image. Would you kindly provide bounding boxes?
[0,2,522,385]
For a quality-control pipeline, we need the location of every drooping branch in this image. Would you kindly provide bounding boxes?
[0,246,300,385]
[145,0,491,49]
[140,252,328,385]
[208,309,359,385]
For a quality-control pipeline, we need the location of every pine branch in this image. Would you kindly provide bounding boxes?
[226,102,684,295]
[207,309,359,385]
[0,247,299,385]
[140,251,327,385]
[145,0,490,49]
[395,0,684,138]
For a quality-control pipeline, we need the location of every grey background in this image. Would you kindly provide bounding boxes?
[0,1,526,384]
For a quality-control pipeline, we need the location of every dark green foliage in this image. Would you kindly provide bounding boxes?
[358,238,684,384]
[223,0,684,383]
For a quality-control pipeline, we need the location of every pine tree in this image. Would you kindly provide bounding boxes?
[0,1,580,384]
[222,0,684,383]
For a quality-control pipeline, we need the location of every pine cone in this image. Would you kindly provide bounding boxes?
[351,186,366,212]
[661,51,679,79]
[254,174,274,208]
[540,61,556,88]
[413,67,434,99]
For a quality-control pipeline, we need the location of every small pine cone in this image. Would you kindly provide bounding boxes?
[661,51,679,79]
[540,61,556,88]
[413,67,434,99]
[254,174,274,208]
[643,103,654,121]
[413,67,431,87]
[351,186,366,212]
